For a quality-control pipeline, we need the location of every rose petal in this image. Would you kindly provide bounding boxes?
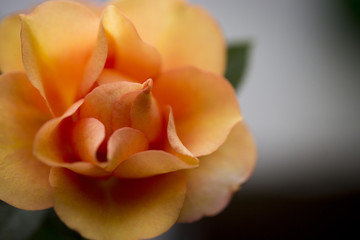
[0,150,52,210]
[111,91,138,131]
[72,118,106,165]
[110,0,225,74]
[178,121,256,222]
[105,127,149,171]
[0,15,24,73]
[21,0,106,116]
[34,100,83,165]
[34,100,110,177]
[0,71,52,210]
[164,108,199,165]
[79,17,108,97]
[153,67,242,156]
[79,81,142,136]
[109,0,176,45]
[50,168,186,240]
[114,150,196,179]
[97,69,136,85]
[102,5,161,82]
[130,79,162,142]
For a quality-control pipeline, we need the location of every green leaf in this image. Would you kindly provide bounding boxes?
[30,209,85,240]
[0,201,49,240]
[225,42,251,89]
[348,0,360,23]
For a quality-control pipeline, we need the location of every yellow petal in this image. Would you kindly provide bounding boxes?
[178,121,256,222]
[0,71,52,210]
[0,15,24,73]
[109,0,178,45]
[102,5,161,82]
[50,168,186,240]
[80,17,108,97]
[110,0,226,74]
[21,0,106,116]
[114,150,195,178]
[153,67,242,156]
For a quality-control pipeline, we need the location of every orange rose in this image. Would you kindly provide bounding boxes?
[0,0,256,239]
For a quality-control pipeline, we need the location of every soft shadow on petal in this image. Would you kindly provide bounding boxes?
[130,79,163,143]
[0,15,24,73]
[21,0,106,116]
[72,118,106,165]
[113,150,196,178]
[79,15,108,97]
[110,0,225,74]
[105,127,149,171]
[164,108,199,165]
[101,5,161,82]
[153,66,242,157]
[178,121,256,222]
[50,168,186,240]
[97,69,136,85]
[34,100,110,177]
[0,71,52,210]
[79,81,142,136]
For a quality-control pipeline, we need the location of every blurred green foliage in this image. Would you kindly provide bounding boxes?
[30,210,85,240]
[225,42,251,89]
[0,201,48,240]
[348,0,360,23]
[0,201,84,240]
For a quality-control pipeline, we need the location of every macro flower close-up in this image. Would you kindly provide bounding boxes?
[0,0,256,239]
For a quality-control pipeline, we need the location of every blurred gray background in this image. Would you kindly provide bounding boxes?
[1,0,360,239]
[189,0,360,197]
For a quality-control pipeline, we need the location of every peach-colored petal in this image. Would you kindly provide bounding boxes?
[114,150,196,179]
[34,100,110,177]
[178,121,256,222]
[105,127,149,171]
[130,79,162,142]
[153,67,242,156]
[71,118,105,165]
[0,15,24,73]
[79,81,142,136]
[97,68,136,85]
[34,100,83,165]
[0,71,52,210]
[102,5,161,82]
[110,0,226,74]
[79,18,108,97]
[21,0,106,116]
[164,108,199,165]
[0,150,52,210]
[50,168,186,240]
[109,0,178,45]
[111,91,137,131]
